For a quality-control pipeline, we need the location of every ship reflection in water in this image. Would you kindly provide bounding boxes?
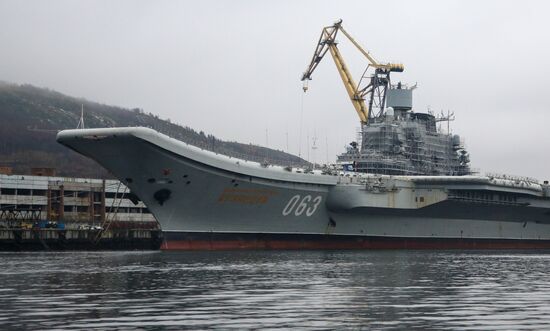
[1,250,550,330]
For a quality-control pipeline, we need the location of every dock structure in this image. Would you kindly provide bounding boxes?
[0,171,161,250]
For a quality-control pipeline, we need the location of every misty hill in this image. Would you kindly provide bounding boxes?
[0,82,307,178]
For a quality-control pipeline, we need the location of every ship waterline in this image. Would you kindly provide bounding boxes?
[56,127,550,250]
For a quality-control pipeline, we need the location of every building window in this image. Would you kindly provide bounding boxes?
[76,206,88,213]
[18,189,31,195]
[1,188,15,195]
[33,189,47,196]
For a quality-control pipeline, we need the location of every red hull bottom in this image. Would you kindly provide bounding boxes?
[161,232,550,250]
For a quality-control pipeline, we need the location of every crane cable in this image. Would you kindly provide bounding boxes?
[298,88,308,159]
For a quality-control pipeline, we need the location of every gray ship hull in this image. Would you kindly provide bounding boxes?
[57,127,550,250]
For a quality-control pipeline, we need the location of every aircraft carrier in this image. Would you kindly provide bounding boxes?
[56,21,550,250]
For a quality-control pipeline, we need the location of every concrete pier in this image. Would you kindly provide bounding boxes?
[0,227,162,251]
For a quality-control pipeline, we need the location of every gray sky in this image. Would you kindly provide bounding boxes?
[1,0,550,179]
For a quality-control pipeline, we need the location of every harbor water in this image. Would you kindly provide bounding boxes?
[2,250,550,330]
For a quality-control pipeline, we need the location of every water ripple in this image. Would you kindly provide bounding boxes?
[1,250,550,330]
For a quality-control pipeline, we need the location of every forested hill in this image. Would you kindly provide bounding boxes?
[0,82,307,178]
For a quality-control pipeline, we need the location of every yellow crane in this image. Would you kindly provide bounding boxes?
[301,20,404,124]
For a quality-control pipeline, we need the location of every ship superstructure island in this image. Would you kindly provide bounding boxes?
[57,21,550,250]
[301,20,470,176]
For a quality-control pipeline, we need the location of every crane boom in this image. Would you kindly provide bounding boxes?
[326,38,368,123]
[337,25,380,68]
[301,20,404,124]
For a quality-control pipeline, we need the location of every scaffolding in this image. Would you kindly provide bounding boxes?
[338,111,471,176]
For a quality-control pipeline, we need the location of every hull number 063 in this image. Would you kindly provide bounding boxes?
[282,195,322,217]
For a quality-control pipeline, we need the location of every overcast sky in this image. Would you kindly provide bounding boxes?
[1,0,549,179]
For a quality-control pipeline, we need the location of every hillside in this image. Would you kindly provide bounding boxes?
[0,82,307,178]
